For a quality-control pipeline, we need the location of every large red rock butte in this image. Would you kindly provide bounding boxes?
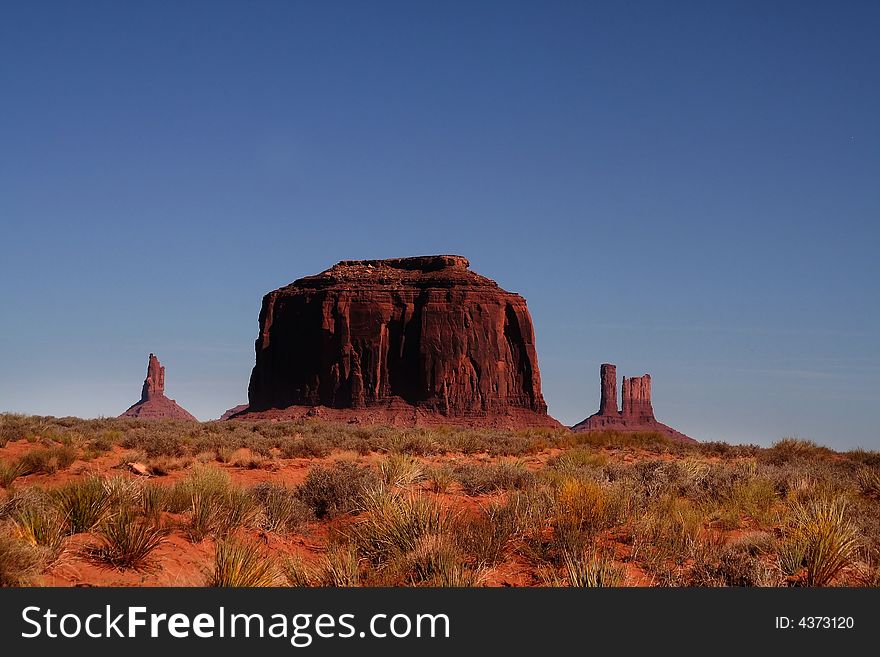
[237,255,560,428]
[119,354,198,421]
[572,363,695,442]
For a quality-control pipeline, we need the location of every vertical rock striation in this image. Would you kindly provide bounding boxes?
[238,255,559,428]
[572,363,694,442]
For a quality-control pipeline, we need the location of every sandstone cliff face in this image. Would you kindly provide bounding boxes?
[119,354,198,421]
[242,255,558,428]
[572,363,694,442]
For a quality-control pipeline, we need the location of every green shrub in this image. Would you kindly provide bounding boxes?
[561,548,624,587]
[297,461,379,519]
[280,435,331,459]
[12,505,66,554]
[378,454,424,488]
[89,510,168,569]
[53,477,111,534]
[349,489,445,565]
[0,531,48,587]
[0,460,28,487]
[453,461,534,495]
[17,445,78,475]
[207,538,279,587]
[249,483,313,533]
[780,496,858,586]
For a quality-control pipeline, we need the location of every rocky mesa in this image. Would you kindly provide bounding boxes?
[238,255,560,428]
[119,354,197,421]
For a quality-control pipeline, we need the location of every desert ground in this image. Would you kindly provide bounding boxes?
[1,414,878,587]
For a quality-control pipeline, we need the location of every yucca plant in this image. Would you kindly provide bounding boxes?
[349,488,445,564]
[0,460,28,487]
[283,554,315,587]
[317,544,361,587]
[89,510,169,569]
[53,476,111,534]
[781,496,858,586]
[12,506,66,554]
[378,454,424,488]
[207,538,279,587]
[562,548,624,587]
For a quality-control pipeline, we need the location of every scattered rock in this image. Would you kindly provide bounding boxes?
[126,462,150,477]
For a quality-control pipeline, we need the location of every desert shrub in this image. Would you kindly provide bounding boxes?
[710,477,778,529]
[386,431,439,457]
[187,486,257,542]
[378,454,424,488]
[89,510,168,569]
[550,478,628,555]
[249,483,313,533]
[688,534,780,587]
[426,465,454,493]
[453,461,534,496]
[845,448,880,468]
[349,489,445,565]
[17,445,77,476]
[103,475,143,509]
[452,502,519,567]
[141,484,166,521]
[283,554,314,587]
[779,495,858,587]
[0,531,49,587]
[231,452,275,470]
[761,438,833,466]
[549,448,608,472]
[280,435,331,459]
[207,538,279,587]
[633,494,703,567]
[52,476,111,534]
[575,429,670,450]
[316,544,361,587]
[403,534,482,586]
[857,467,880,500]
[695,442,761,459]
[0,460,28,487]
[559,548,624,587]
[11,505,66,555]
[296,461,379,519]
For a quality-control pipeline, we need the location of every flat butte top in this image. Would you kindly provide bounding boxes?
[281,255,503,291]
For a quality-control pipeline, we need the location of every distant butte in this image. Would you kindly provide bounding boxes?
[119,354,198,421]
[571,363,695,442]
[235,255,560,428]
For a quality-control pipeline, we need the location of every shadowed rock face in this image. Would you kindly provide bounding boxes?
[119,354,197,421]
[140,354,165,402]
[598,363,618,416]
[572,363,694,442]
[622,374,654,422]
[241,255,558,428]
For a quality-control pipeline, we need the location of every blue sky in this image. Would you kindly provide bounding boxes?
[1,1,877,448]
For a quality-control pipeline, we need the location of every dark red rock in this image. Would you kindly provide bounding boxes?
[218,404,249,421]
[622,374,654,422]
[119,354,198,421]
[239,255,559,428]
[572,363,694,442]
[598,363,618,416]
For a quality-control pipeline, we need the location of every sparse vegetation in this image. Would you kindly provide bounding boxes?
[1,412,879,587]
[207,538,279,587]
[53,477,111,534]
[89,510,169,569]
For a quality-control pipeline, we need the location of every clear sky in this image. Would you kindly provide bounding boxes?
[1,1,877,449]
